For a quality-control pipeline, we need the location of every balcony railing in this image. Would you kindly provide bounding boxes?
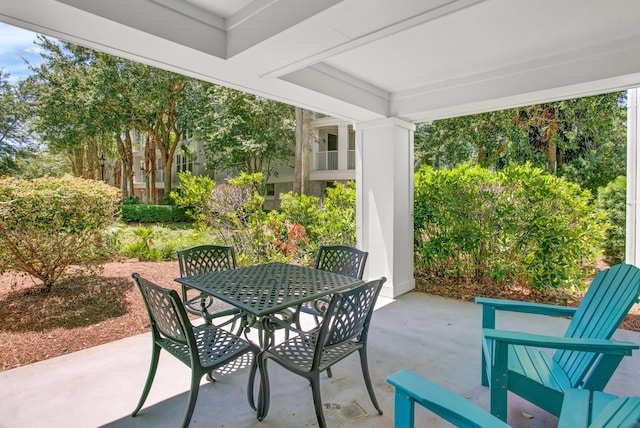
[134,170,165,184]
[315,150,338,171]
[314,150,356,171]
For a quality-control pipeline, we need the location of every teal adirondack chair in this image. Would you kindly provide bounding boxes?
[387,369,640,428]
[476,263,640,422]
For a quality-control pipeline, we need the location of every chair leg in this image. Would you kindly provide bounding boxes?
[481,348,489,386]
[310,373,327,428]
[199,294,213,325]
[247,352,258,411]
[181,371,203,428]
[489,342,509,422]
[257,355,270,421]
[359,347,383,415]
[326,367,333,378]
[132,343,161,417]
[489,374,508,422]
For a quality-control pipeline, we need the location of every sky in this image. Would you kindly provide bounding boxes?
[0,22,44,84]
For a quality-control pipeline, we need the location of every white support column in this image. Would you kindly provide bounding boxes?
[355,117,415,298]
[627,88,640,266]
[338,124,349,170]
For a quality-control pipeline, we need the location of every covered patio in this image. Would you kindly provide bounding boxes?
[2,1,640,427]
[1,292,639,427]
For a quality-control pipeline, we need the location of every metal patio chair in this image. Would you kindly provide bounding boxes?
[177,244,243,329]
[296,245,368,327]
[132,273,259,428]
[256,277,386,428]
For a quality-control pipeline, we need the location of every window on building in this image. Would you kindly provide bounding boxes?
[176,154,193,174]
[266,183,275,198]
[327,133,338,151]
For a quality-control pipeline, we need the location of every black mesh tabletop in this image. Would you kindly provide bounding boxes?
[175,262,364,317]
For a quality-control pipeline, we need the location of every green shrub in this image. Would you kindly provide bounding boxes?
[320,181,357,246]
[206,174,357,266]
[414,163,606,289]
[597,176,626,264]
[169,171,216,228]
[122,196,140,205]
[0,175,120,291]
[121,204,190,223]
[106,223,214,261]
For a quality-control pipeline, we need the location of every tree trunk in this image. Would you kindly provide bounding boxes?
[115,135,128,197]
[547,142,557,174]
[301,109,311,194]
[294,107,303,194]
[114,160,122,191]
[124,132,135,197]
[293,108,312,194]
[144,134,151,202]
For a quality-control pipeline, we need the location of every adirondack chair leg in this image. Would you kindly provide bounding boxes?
[393,389,415,428]
[490,340,509,422]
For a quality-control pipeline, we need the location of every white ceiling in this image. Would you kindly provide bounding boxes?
[2,0,640,123]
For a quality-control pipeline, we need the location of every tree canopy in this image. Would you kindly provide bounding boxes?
[0,70,33,173]
[415,92,627,193]
[12,36,295,198]
[192,86,295,178]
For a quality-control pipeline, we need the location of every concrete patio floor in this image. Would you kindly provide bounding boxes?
[1,291,639,428]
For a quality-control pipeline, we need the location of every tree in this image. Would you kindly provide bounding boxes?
[28,37,205,200]
[27,37,113,180]
[0,70,33,172]
[193,86,295,181]
[415,92,627,193]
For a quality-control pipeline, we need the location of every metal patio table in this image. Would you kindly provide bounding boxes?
[175,262,364,348]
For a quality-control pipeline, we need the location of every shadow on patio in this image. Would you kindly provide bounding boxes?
[1,292,639,428]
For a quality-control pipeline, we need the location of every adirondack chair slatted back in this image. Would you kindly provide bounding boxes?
[554,264,640,387]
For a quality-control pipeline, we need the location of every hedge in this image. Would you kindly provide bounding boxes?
[121,204,191,223]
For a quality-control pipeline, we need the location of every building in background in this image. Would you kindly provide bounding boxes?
[125,113,356,208]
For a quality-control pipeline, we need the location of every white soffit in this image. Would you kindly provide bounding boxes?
[2,0,640,123]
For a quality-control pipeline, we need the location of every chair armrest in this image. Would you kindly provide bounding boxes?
[475,297,578,317]
[476,297,578,330]
[387,370,510,428]
[483,328,639,354]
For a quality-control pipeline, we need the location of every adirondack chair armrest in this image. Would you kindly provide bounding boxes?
[475,297,578,317]
[386,369,510,428]
[482,328,639,354]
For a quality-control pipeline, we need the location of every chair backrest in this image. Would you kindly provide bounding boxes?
[317,277,386,350]
[553,264,640,387]
[132,273,194,346]
[177,244,237,277]
[314,245,368,279]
